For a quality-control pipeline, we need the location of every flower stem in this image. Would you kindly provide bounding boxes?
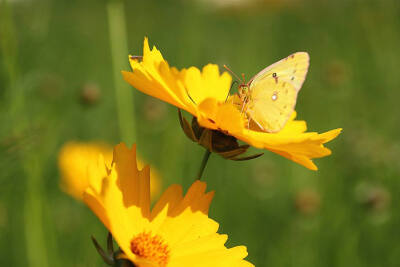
[23,156,49,267]
[196,149,211,180]
[107,0,136,145]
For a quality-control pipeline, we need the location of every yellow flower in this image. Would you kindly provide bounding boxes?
[58,141,161,200]
[122,38,342,170]
[83,143,253,267]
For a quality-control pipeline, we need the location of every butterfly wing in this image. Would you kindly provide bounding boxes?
[246,52,310,133]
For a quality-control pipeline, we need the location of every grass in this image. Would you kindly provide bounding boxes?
[1,0,400,266]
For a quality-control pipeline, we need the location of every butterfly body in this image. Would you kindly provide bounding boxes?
[236,52,310,133]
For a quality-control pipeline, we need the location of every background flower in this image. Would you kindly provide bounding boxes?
[58,141,161,200]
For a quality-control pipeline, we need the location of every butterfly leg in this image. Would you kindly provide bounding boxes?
[240,101,251,129]
[240,96,248,114]
[225,81,239,102]
[186,89,197,105]
[252,118,265,131]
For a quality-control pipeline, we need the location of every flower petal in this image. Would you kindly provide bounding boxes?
[122,38,197,115]
[184,64,232,104]
[197,98,245,134]
[238,128,342,170]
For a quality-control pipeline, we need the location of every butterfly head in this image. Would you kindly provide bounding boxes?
[223,64,250,102]
[238,84,250,102]
[238,84,249,94]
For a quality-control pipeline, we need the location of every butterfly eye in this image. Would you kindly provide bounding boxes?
[272,73,277,78]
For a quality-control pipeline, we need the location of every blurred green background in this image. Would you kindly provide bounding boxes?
[1,0,400,266]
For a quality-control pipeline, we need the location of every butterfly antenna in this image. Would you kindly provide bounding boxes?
[241,73,246,84]
[223,65,242,83]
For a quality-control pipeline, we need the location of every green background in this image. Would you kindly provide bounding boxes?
[1,0,400,266]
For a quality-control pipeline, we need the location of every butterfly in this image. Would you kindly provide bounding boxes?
[225,52,310,133]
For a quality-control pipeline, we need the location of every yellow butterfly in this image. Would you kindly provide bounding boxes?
[226,52,310,133]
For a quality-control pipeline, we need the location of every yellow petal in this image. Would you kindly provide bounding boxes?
[171,234,228,258]
[169,245,252,267]
[184,64,232,104]
[151,185,183,219]
[238,128,342,170]
[153,182,219,246]
[83,188,110,230]
[123,38,197,116]
[197,98,245,135]
[112,143,151,218]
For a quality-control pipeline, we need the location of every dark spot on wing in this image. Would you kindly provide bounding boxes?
[291,55,295,59]
[291,77,295,81]
[272,73,278,83]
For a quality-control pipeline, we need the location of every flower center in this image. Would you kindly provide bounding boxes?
[130,232,170,267]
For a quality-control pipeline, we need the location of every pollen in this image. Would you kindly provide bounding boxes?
[130,232,170,267]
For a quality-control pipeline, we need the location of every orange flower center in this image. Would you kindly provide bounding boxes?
[130,232,170,267]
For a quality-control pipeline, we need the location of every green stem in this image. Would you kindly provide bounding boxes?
[196,149,211,180]
[0,0,20,117]
[1,2,49,266]
[23,156,49,267]
[107,0,136,145]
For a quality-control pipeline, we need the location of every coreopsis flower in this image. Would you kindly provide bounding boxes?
[58,141,160,200]
[122,38,341,170]
[84,143,253,267]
